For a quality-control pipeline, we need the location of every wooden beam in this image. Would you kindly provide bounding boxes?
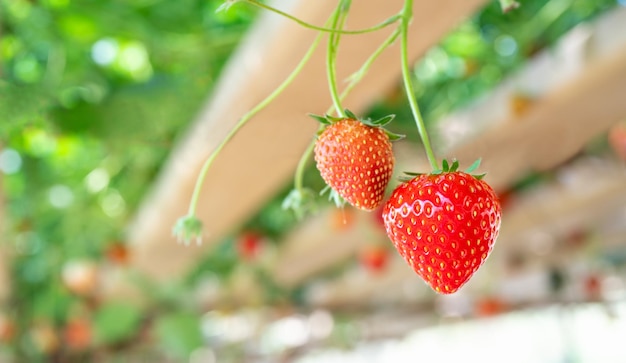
[128,0,488,281]
[496,157,626,250]
[442,8,626,190]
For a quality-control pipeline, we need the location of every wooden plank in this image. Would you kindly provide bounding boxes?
[443,8,626,190]
[495,157,626,251]
[128,0,488,281]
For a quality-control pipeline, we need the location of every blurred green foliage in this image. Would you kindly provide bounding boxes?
[1,0,257,360]
[0,0,620,360]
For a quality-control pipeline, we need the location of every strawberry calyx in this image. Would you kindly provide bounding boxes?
[399,158,486,182]
[319,185,347,209]
[309,109,404,141]
[172,215,203,246]
[282,188,318,220]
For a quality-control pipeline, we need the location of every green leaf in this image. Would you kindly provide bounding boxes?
[94,302,143,345]
[344,109,357,120]
[322,114,344,122]
[172,215,203,246]
[282,188,318,220]
[154,312,204,360]
[403,171,423,176]
[442,159,449,171]
[450,159,460,172]
[371,114,395,126]
[465,158,482,174]
[385,130,405,141]
[308,113,331,125]
[320,186,346,208]
[399,170,426,182]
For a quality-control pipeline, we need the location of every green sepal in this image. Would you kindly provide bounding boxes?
[369,114,395,127]
[385,130,405,141]
[172,215,203,246]
[309,113,331,125]
[398,174,416,182]
[282,188,318,220]
[312,109,402,142]
[399,158,487,181]
[465,158,482,174]
[344,109,358,120]
[403,171,422,177]
[308,113,344,125]
[399,171,426,182]
[320,185,346,208]
[450,160,460,172]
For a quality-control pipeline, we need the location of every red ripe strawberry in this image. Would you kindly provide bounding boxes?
[359,245,389,273]
[105,242,130,265]
[313,111,401,211]
[64,318,92,351]
[475,296,508,317]
[236,231,263,261]
[382,163,501,294]
[608,121,626,161]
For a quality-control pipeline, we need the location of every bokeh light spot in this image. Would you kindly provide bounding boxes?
[101,190,126,217]
[91,38,118,66]
[495,35,518,57]
[0,149,22,175]
[49,185,74,209]
[85,168,110,193]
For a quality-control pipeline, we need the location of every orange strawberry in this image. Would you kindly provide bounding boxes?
[312,110,401,211]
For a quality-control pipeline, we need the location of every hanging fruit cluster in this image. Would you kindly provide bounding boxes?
[174,0,504,294]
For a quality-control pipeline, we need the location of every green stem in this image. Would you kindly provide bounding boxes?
[244,0,399,35]
[294,138,317,191]
[186,30,325,216]
[294,27,401,192]
[399,0,439,170]
[326,0,351,117]
[338,28,400,107]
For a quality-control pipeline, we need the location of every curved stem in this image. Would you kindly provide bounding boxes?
[338,28,400,105]
[186,30,325,216]
[399,0,439,170]
[326,0,351,117]
[294,137,317,191]
[244,0,399,35]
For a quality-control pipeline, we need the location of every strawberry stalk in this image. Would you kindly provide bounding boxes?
[173,20,327,245]
[326,0,351,117]
[240,0,400,35]
[399,0,439,171]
